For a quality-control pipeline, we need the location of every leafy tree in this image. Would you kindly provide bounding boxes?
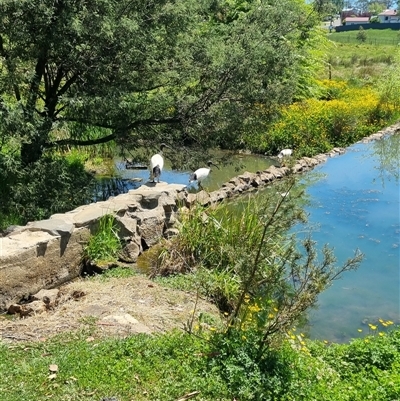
[0,0,323,167]
[354,0,396,12]
[327,0,345,13]
[368,2,386,14]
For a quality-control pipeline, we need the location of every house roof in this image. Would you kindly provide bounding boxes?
[345,17,370,22]
[378,9,397,16]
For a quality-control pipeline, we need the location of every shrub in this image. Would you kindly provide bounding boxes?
[157,180,362,362]
[0,153,95,228]
[258,84,400,156]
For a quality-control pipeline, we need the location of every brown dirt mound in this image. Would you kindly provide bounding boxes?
[0,274,220,343]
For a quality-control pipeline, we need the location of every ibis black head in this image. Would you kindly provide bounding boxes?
[160,143,170,151]
[207,160,219,169]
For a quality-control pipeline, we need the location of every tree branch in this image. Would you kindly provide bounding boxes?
[56,72,78,98]
[45,116,182,148]
[44,133,116,148]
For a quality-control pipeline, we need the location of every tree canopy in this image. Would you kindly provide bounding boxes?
[0,0,323,166]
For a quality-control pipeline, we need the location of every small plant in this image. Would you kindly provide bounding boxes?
[356,26,367,43]
[83,214,122,265]
[157,179,363,355]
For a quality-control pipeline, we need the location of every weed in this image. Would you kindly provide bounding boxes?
[83,214,122,265]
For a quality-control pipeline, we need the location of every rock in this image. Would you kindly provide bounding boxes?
[185,193,197,207]
[159,192,178,213]
[0,225,24,237]
[292,163,303,173]
[133,209,165,248]
[1,122,399,312]
[116,216,138,238]
[164,228,179,239]
[31,289,60,306]
[99,313,152,334]
[237,172,255,183]
[119,241,141,263]
[7,304,36,318]
[25,219,75,237]
[71,206,107,228]
[7,304,22,314]
[196,190,211,206]
[26,300,48,314]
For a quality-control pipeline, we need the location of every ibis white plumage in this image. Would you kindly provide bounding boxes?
[189,161,219,189]
[277,148,293,159]
[150,143,169,183]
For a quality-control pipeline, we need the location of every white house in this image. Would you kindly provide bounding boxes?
[344,17,370,25]
[377,9,400,23]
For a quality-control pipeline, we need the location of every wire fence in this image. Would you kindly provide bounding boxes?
[329,35,400,46]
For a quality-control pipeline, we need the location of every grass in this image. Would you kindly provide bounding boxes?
[83,214,122,265]
[1,325,399,400]
[319,29,399,82]
[329,28,400,46]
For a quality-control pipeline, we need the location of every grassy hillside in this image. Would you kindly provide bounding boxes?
[324,29,399,81]
[330,28,400,45]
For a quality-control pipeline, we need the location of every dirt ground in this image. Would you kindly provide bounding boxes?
[0,274,220,343]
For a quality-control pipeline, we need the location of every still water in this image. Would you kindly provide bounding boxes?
[94,153,275,199]
[295,134,399,342]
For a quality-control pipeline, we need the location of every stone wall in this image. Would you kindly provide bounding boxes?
[0,123,399,311]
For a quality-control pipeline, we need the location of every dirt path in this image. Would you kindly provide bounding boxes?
[0,274,219,343]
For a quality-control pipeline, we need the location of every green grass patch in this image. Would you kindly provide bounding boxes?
[329,28,400,46]
[323,31,398,82]
[83,214,122,265]
[1,326,399,400]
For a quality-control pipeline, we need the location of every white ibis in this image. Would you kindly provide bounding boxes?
[150,143,169,183]
[277,148,293,159]
[189,161,219,189]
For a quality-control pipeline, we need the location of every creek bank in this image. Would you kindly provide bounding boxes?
[1,123,399,312]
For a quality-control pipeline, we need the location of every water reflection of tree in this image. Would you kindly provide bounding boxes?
[371,135,400,186]
[93,178,142,202]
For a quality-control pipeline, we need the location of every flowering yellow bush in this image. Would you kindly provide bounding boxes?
[252,82,400,157]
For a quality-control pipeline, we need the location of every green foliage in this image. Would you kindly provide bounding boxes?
[0,153,95,229]
[0,0,324,166]
[209,329,296,400]
[375,48,400,111]
[156,181,363,361]
[329,29,400,46]
[83,214,122,265]
[1,323,400,400]
[245,82,400,156]
[0,330,229,401]
[356,26,367,43]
